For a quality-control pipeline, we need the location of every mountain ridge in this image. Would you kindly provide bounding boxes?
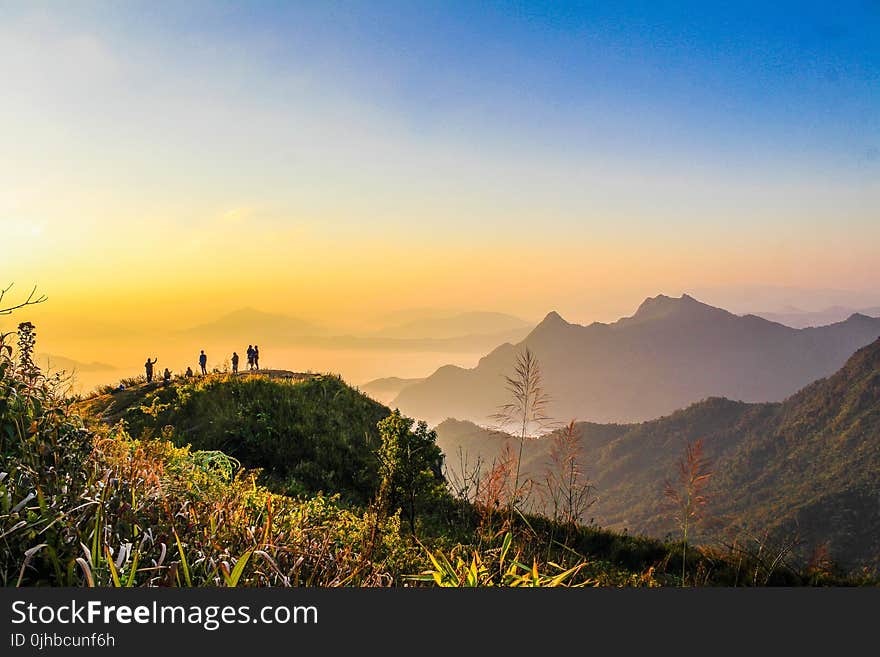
[435,337,880,566]
[371,311,532,340]
[394,294,880,425]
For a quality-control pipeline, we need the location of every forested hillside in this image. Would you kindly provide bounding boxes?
[436,338,880,567]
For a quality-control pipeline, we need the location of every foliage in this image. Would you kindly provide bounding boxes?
[1,329,93,585]
[80,373,390,504]
[411,533,589,587]
[376,410,447,535]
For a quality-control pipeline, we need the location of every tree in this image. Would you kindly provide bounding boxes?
[0,283,49,367]
[0,283,47,316]
[490,348,553,522]
[376,410,446,536]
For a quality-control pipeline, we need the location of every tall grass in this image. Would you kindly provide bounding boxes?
[663,440,712,586]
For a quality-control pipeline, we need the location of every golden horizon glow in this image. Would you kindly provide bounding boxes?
[2,5,879,387]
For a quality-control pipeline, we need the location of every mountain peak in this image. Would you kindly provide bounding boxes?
[521,310,571,341]
[541,310,567,325]
[221,307,268,319]
[628,293,719,323]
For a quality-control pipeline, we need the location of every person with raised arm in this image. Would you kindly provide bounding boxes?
[144,357,158,383]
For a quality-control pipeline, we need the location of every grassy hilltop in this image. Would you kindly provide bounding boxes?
[80,372,389,503]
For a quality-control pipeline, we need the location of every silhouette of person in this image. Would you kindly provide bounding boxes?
[199,350,208,375]
[253,345,260,370]
[246,345,254,370]
[185,366,194,378]
[144,357,158,383]
[162,368,171,386]
[231,351,239,374]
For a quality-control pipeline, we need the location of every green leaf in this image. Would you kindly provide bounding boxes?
[173,530,192,587]
[223,549,254,587]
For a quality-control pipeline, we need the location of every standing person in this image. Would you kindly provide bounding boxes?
[162,368,172,386]
[231,351,239,374]
[246,345,254,371]
[144,357,157,383]
[199,350,208,375]
[253,345,260,370]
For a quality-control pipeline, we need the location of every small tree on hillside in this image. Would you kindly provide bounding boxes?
[377,410,446,536]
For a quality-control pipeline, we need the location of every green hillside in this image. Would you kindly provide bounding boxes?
[80,372,390,503]
[437,338,880,568]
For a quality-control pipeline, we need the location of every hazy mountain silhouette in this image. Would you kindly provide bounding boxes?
[436,337,880,566]
[36,353,116,373]
[178,308,324,342]
[178,308,529,353]
[372,311,531,340]
[394,294,880,425]
[360,376,425,404]
[753,306,880,328]
[687,285,880,316]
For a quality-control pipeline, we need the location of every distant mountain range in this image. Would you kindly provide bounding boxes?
[178,308,325,342]
[370,311,531,340]
[36,353,116,373]
[178,308,533,353]
[360,376,425,404]
[752,306,880,329]
[393,294,880,425]
[435,337,880,567]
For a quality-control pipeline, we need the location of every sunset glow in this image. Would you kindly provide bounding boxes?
[2,1,878,386]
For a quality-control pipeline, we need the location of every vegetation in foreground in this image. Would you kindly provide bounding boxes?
[1,321,875,587]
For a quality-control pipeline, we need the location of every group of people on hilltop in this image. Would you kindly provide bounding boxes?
[230,345,260,374]
[141,344,261,386]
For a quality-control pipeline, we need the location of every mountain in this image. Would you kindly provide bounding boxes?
[436,338,880,567]
[178,308,530,353]
[178,308,324,342]
[360,376,425,404]
[36,353,116,373]
[295,330,533,353]
[753,306,880,329]
[372,311,532,340]
[687,285,880,317]
[394,294,880,425]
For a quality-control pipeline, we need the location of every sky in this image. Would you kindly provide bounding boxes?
[1,1,879,380]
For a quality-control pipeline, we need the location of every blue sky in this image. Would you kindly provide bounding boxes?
[1,1,878,327]
[93,1,879,168]
[15,0,878,171]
